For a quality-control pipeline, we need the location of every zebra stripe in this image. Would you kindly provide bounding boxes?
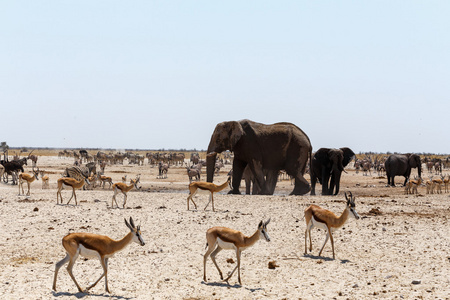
[63,162,96,180]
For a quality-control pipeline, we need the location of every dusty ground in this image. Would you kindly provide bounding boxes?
[0,156,449,299]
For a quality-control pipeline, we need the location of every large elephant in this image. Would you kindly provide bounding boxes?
[385,154,422,186]
[206,119,312,195]
[310,147,355,196]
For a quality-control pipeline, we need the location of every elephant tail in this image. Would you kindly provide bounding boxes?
[308,147,312,174]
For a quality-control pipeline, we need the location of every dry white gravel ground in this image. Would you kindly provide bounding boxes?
[0,156,449,299]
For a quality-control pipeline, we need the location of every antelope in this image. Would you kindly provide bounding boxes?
[203,219,271,285]
[425,177,434,194]
[432,176,443,194]
[361,161,372,176]
[121,174,127,183]
[405,176,422,195]
[53,217,145,293]
[443,175,449,193]
[56,177,89,205]
[111,179,139,208]
[39,170,50,189]
[304,191,360,259]
[187,176,231,212]
[18,167,40,196]
[84,174,98,190]
[98,173,113,189]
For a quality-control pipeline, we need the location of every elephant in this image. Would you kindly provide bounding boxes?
[206,119,312,195]
[385,154,422,187]
[310,147,355,196]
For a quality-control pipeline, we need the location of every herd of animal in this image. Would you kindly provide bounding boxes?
[51,192,360,293]
[1,146,448,294]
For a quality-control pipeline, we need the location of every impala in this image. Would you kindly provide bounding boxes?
[52,217,145,293]
[203,219,271,285]
[18,167,40,196]
[304,191,360,259]
[187,176,231,212]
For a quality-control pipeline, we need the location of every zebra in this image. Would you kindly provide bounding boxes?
[63,162,96,181]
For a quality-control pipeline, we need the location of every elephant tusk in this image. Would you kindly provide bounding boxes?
[207,152,217,157]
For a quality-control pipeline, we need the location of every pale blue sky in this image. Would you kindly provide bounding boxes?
[1,1,449,153]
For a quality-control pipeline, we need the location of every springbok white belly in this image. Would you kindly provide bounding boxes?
[216,237,237,250]
[78,245,101,259]
[311,216,335,233]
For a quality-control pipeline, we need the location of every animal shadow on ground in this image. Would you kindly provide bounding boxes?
[202,281,241,289]
[303,253,338,262]
[202,280,265,292]
[52,291,133,300]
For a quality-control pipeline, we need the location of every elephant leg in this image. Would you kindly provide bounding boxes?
[329,175,336,195]
[290,173,311,195]
[245,178,251,195]
[248,160,268,195]
[330,172,342,195]
[390,176,395,187]
[310,173,317,195]
[251,178,261,194]
[321,171,331,195]
[403,176,409,187]
[230,160,246,194]
[265,170,278,194]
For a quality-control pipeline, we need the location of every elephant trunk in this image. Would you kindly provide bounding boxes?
[417,162,422,178]
[206,151,217,182]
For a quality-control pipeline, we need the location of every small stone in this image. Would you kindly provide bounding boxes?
[33,207,39,212]
[268,260,279,269]
[412,280,421,285]
[352,284,359,288]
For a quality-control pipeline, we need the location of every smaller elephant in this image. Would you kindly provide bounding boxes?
[241,166,278,195]
[385,154,422,187]
[310,147,355,196]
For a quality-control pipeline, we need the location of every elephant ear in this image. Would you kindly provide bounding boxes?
[229,121,244,151]
[340,147,355,167]
[407,154,420,167]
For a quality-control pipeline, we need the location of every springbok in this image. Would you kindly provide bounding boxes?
[52,217,145,293]
[443,175,449,193]
[98,173,113,189]
[56,177,89,205]
[432,176,443,194]
[304,191,360,259]
[187,176,231,212]
[111,178,140,208]
[405,176,422,195]
[18,167,40,196]
[39,170,50,189]
[203,219,271,285]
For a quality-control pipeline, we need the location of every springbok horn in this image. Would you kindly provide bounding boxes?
[124,218,132,230]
